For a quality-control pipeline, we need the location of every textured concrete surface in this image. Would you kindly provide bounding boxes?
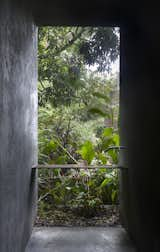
[25,227,136,252]
[120,24,160,251]
[0,0,160,251]
[0,1,37,251]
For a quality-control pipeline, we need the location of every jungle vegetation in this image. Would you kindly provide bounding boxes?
[38,26,120,218]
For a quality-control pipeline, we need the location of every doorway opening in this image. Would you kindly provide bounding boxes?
[36,26,120,227]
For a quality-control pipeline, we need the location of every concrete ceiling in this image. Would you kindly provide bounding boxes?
[28,0,130,26]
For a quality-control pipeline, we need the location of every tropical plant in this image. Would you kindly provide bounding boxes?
[38,26,119,106]
[37,26,120,219]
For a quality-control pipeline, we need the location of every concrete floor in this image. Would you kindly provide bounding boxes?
[25,226,136,252]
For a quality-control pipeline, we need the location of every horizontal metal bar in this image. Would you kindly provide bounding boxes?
[38,174,115,180]
[32,164,128,169]
[105,146,127,152]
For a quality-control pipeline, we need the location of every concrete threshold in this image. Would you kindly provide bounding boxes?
[25,226,136,252]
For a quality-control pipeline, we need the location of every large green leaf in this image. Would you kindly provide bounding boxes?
[77,140,95,164]
[92,92,110,102]
[44,140,58,154]
[111,190,117,203]
[100,178,111,188]
[113,133,119,146]
[102,127,113,137]
[88,107,107,117]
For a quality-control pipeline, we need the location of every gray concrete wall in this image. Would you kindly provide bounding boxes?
[120,11,160,251]
[0,1,37,251]
[30,0,123,26]
[1,1,160,251]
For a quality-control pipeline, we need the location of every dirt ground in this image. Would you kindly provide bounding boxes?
[35,205,120,227]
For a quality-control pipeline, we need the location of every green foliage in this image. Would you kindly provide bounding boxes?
[77,141,95,165]
[38,26,119,106]
[37,26,120,219]
[103,127,113,137]
[38,121,120,217]
[38,76,120,216]
[79,27,119,72]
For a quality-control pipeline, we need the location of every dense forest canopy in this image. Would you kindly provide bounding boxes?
[38,26,119,106]
[37,26,120,219]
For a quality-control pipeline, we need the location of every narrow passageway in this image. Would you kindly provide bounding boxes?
[26,226,136,252]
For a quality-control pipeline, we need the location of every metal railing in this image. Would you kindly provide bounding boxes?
[32,164,127,169]
[32,146,128,170]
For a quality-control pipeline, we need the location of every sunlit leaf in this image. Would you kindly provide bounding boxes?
[113,133,119,146]
[77,140,95,164]
[102,128,113,137]
[100,178,111,188]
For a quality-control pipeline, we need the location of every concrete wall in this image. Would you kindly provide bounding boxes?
[1,1,160,251]
[0,1,37,251]
[31,0,123,26]
[120,10,160,251]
